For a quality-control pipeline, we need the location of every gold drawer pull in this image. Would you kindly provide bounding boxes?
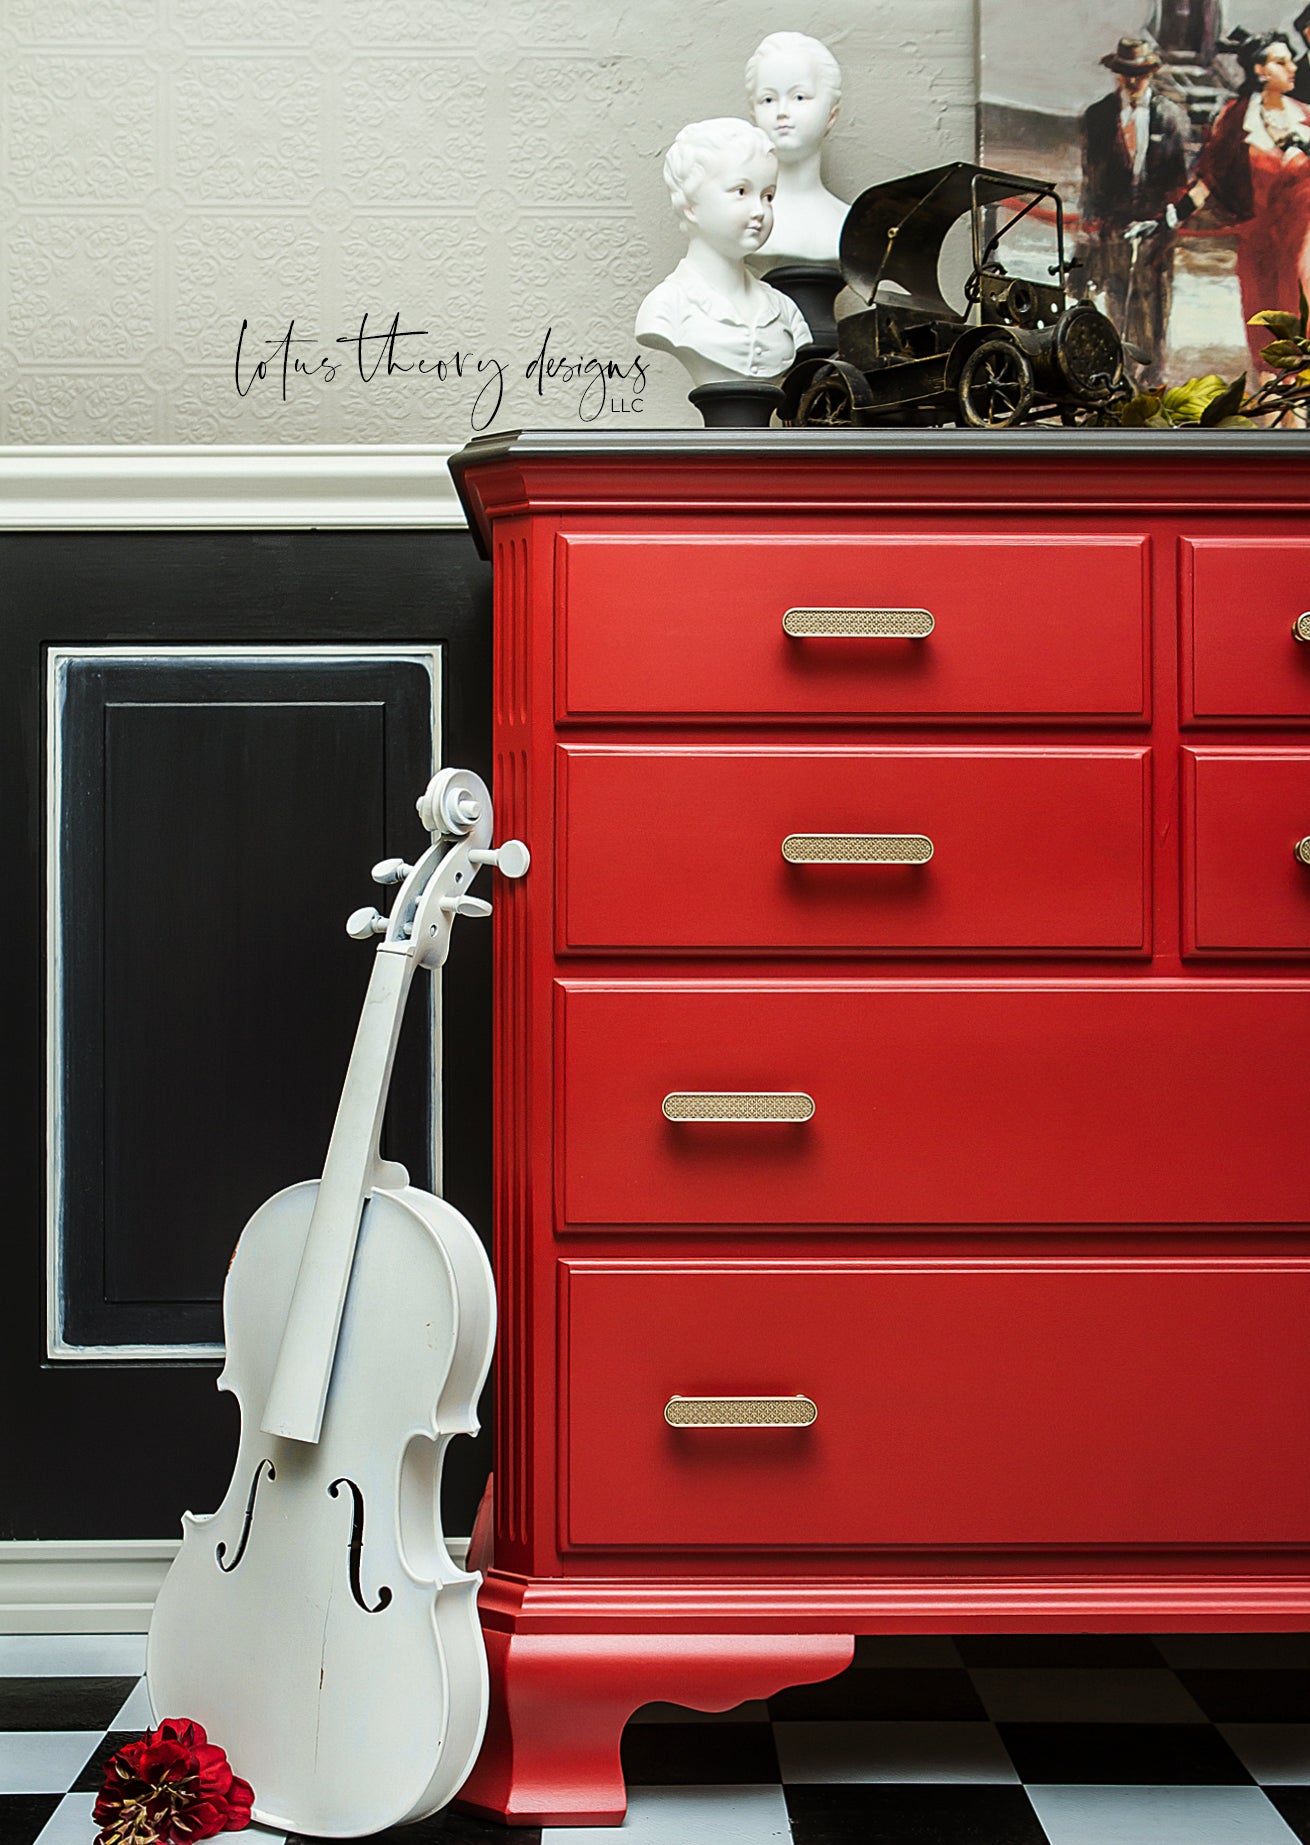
[662,1092,815,1122]
[783,606,934,639]
[665,1395,818,1428]
[1294,612,1310,643]
[1296,837,1310,865]
[782,832,934,864]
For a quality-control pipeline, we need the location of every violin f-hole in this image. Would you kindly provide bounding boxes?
[327,1477,393,1614]
[215,1458,276,1573]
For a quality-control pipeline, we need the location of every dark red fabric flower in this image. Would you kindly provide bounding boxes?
[94,1719,253,1845]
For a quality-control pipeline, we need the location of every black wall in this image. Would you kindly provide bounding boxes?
[2,529,493,1540]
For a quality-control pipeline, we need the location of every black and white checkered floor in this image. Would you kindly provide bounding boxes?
[8,1630,1310,1844]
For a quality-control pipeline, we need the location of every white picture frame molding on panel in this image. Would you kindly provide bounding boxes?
[47,643,443,1362]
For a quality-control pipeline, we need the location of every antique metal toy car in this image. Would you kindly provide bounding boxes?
[781,162,1128,428]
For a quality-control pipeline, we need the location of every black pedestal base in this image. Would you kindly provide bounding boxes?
[688,380,785,428]
[761,263,843,356]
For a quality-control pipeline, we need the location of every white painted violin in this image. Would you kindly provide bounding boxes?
[147,768,526,1838]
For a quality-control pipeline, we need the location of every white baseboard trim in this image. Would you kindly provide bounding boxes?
[0,1542,178,1634]
[0,445,468,530]
[0,1537,471,1633]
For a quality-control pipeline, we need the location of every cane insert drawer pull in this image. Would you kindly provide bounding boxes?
[783,606,934,639]
[782,832,934,865]
[1294,612,1310,643]
[664,1395,818,1428]
[1297,837,1310,865]
[661,1092,815,1122]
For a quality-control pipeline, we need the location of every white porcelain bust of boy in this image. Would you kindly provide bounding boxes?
[745,31,848,270]
[635,118,811,390]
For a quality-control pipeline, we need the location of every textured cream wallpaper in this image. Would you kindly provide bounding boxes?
[0,0,976,442]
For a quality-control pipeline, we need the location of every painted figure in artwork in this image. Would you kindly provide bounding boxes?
[1078,35,1189,386]
[745,31,848,269]
[635,118,811,389]
[1158,32,1310,371]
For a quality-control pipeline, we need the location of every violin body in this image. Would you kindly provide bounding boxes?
[147,1177,495,1836]
[145,769,524,1839]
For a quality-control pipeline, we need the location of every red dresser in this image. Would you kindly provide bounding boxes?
[449,430,1310,1827]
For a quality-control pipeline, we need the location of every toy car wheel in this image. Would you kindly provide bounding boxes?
[954,339,1034,428]
[779,356,837,425]
[1052,303,1124,401]
[796,361,874,427]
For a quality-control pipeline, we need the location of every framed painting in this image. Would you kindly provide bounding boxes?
[979,1,1310,388]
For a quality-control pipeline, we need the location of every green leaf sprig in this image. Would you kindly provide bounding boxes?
[1118,373,1251,428]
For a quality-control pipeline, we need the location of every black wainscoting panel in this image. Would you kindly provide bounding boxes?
[57,655,435,1347]
[1,530,492,1540]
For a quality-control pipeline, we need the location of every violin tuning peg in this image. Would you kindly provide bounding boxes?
[469,839,531,879]
[371,857,414,886]
[346,905,388,941]
[438,895,493,920]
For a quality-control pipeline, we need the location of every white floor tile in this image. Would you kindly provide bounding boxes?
[774,1717,1019,1784]
[109,1677,152,1730]
[0,1732,101,1795]
[971,1666,1208,1724]
[852,1634,964,1668]
[630,1700,771,1724]
[1027,1783,1303,1845]
[1221,1722,1310,1784]
[0,1635,147,1678]
[1152,1633,1310,1670]
[33,1793,99,1845]
[542,1784,792,1844]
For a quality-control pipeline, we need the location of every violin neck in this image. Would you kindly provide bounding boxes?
[317,943,416,1207]
[259,943,417,1445]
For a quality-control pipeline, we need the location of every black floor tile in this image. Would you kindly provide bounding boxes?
[785,1782,1050,1845]
[769,1666,987,1721]
[954,1633,1166,1668]
[71,1730,142,1793]
[0,1677,138,1730]
[620,1719,780,1785]
[997,1718,1254,1784]
[1176,1667,1310,1722]
[292,1814,542,1845]
[0,1795,63,1845]
[1264,1786,1310,1843]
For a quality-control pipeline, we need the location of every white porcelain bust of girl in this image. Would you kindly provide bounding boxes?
[635,117,811,389]
[745,31,848,270]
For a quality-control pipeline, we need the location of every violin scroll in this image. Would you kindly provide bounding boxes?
[416,767,486,838]
[347,769,529,969]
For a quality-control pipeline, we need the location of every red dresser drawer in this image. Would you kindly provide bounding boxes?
[559,534,1149,722]
[562,1260,1310,1549]
[1183,538,1310,722]
[560,746,1150,954]
[558,981,1309,1228]
[1184,747,1310,954]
